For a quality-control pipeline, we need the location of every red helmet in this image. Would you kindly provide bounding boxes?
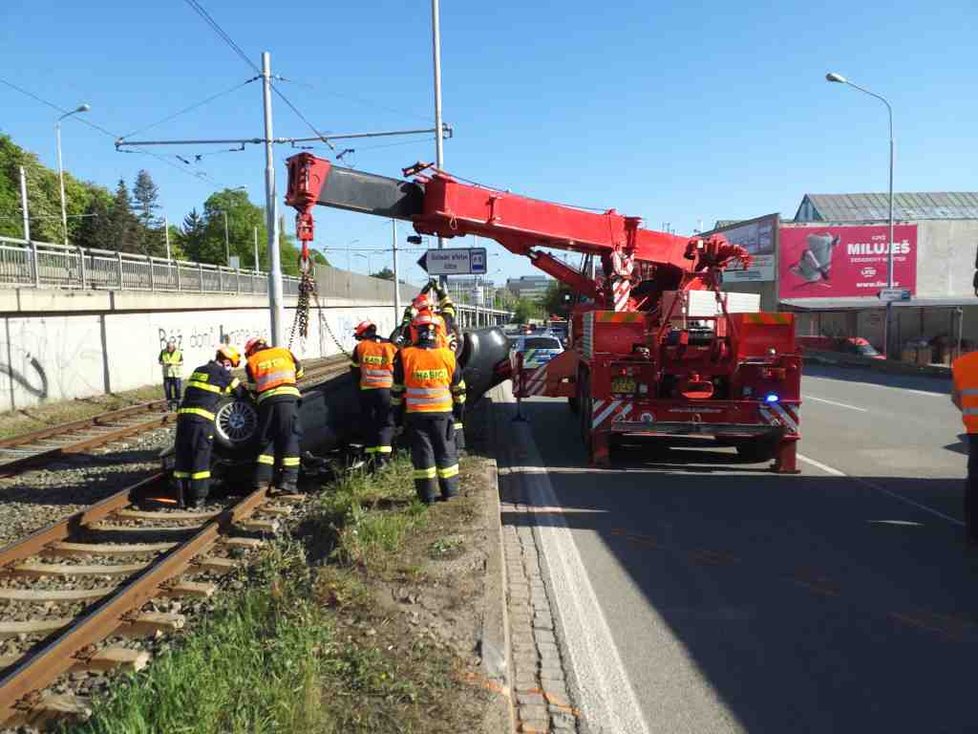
[412,292,434,312]
[244,337,267,357]
[354,320,376,339]
[409,313,439,345]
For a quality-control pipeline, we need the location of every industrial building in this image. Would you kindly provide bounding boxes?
[710,192,978,363]
[505,275,552,300]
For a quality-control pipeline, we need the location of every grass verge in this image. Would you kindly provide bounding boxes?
[72,456,490,733]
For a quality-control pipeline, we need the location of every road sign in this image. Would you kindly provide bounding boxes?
[417,247,487,275]
[878,288,911,302]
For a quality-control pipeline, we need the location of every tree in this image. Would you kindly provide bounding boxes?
[132,170,163,256]
[75,189,113,251]
[512,297,544,324]
[179,208,207,260]
[542,281,575,318]
[106,179,141,253]
[371,267,395,281]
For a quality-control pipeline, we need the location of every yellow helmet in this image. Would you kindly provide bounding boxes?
[217,344,241,368]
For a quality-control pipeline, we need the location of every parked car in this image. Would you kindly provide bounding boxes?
[510,333,565,368]
[797,335,883,359]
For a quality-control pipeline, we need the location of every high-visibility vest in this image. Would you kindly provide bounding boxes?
[247,346,300,402]
[354,340,397,390]
[159,349,184,378]
[401,346,455,414]
[177,360,241,421]
[953,351,978,433]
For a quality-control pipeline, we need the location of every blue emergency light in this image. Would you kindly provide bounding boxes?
[764,393,780,403]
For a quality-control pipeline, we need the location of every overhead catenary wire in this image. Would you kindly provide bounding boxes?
[118,77,259,140]
[179,0,335,150]
[0,76,226,186]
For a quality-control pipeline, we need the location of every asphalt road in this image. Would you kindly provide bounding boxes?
[493,365,978,733]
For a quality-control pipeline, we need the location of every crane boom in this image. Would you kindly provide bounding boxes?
[284,153,750,312]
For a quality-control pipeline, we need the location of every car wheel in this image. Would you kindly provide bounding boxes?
[213,397,259,454]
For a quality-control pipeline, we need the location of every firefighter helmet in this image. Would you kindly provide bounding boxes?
[409,313,437,345]
[216,344,241,368]
[354,320,376,339]
[244,337,267,357]
[412,292,434,313]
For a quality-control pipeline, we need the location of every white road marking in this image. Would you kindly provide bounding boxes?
[806,377,947,399]
[802,395,868,412]
[496,387,650,734]
[798,453,964,527]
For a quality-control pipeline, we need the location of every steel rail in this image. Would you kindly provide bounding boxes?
[0,482,270,723]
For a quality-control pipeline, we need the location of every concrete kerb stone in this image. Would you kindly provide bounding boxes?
[480,454,518,734]
[488,387,581,734]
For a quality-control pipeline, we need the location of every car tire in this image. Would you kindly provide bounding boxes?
[213,396,260,455]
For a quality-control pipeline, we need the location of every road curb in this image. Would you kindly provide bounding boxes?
[804,350,952,378]
[480,444,517,732]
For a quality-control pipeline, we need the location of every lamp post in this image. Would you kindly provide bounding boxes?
[354,252,373,275]
[56,103,90,245]
[826,72,896,357]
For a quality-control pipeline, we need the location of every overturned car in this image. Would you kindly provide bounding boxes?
[161,327,512,488]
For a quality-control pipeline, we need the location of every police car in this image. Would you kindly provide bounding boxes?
[509,334,564,369]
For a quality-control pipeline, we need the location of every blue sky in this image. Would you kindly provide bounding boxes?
[1,0,975,283]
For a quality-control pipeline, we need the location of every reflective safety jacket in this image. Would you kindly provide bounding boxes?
[351,339,397,390]
[953,351,978,433]
[159,348,184,379]
[392,345,465,414]
[246,346,304,403]
[177,360,242,421]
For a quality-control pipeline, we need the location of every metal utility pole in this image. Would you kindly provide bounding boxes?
[222,210,231,265]
[164,214,171,260]
[18,167,30,243]
[431,0,448,289]
[253,226,260,270]
[262,51,284,344]
[392,219,401,324]
[55,103,90,245]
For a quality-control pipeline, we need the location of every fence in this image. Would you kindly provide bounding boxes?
[0,236,513,323]
[0,236,300,296]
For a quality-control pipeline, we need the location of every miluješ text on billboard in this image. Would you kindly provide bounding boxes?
[777,224,917,299]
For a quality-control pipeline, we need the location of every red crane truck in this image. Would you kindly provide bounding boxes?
[285,155,801,472]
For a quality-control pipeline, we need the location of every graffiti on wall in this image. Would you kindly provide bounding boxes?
[0,348,48,398]
[156,324,269,351]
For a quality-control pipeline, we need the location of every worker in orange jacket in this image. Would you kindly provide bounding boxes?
[392,313,466,503]
[245,337,304,493]
[952,349,978,543]
[351,319,397,464]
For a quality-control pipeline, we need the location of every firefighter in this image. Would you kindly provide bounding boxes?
[429,281,466,450]
[245,337,304,493]
[351,320,397,464]
[392,314,466,504]
[158,338,184,411]
[173,345,244,508]
[952,349,978,544]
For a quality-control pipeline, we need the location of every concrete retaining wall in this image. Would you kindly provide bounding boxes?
[0,287,400,411]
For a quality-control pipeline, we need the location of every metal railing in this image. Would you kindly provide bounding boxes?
[0,236,513,322]
[0,236,300,296]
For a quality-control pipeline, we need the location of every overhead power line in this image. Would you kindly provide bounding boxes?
[0,76,225,186]
[119,77,258,140]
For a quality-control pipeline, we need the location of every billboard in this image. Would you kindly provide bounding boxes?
[777,224,917,300]
[711,214,778,282]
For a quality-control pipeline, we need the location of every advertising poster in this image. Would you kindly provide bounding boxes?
[778,224,917,299]
[713,214,778,282]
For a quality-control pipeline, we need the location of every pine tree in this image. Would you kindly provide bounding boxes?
[180,208,207,261]
[107,179,140,253]
[132,170,162,256]
[75,192,113,250]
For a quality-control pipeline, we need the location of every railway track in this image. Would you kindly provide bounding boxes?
[0,473,300,728]
[0,355,349,478]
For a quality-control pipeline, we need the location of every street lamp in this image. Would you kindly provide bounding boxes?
[825,71,896,357]
[56,103,90,245]
[354,252,373,275]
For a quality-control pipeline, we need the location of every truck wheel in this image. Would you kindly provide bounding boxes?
[578,377,593,460]
[568,396,579,413]
[735,436,778,463]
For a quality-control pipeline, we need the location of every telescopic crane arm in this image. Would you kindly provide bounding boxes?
[285,153,750,311]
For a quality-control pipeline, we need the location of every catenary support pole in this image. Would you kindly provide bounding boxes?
[20,166,37,287]
[262,51,284,344]
[253,226,259,270]
[392,219,401,326]
[164,214,171,261]
[431,0,448,289]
